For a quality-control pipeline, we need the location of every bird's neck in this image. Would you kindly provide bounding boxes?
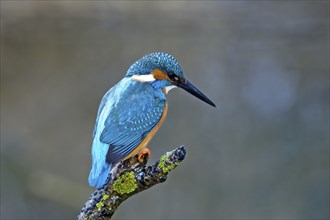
[151,80,169,90]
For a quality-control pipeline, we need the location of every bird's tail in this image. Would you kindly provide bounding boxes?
[88,162,111,188]
[89,128,113,188]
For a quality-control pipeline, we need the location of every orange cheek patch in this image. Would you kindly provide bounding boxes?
[151,68,169,80]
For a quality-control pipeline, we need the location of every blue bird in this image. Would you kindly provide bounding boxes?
[88,52,216,188]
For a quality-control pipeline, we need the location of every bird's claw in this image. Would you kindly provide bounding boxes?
[138,148,151,163]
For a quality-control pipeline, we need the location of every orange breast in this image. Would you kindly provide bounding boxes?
[124,103,168,160]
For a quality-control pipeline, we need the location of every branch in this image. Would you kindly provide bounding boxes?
[77,146,186,220]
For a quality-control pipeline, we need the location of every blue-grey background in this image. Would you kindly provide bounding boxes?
[1,1,329,219]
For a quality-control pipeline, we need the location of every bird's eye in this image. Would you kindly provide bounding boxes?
[168,72,179,82]
[168,71,175,78]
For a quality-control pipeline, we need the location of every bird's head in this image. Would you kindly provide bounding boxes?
[126,52,216,108]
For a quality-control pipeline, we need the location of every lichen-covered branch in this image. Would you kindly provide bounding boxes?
[77,146,186,220]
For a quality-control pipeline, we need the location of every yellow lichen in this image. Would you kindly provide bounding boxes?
[158,153,178,173]
[102,194,109,201]
[113,171,137,195]
[96,201,104,211]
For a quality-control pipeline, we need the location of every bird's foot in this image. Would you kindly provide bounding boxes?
[138,148,151,163]
[120,148,151,172]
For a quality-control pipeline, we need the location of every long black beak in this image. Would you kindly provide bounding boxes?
[177,79,216,108]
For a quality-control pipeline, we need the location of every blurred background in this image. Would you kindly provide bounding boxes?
[1,1,329,219]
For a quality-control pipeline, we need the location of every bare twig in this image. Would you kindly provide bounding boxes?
[78,146,186,220]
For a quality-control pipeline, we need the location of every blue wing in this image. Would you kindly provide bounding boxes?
[89,78,166,188]
[100,81,165,164]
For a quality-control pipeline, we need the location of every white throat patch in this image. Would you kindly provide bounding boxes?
[165,85,177,94]
[131,74,177,94]
[131,74,156,83]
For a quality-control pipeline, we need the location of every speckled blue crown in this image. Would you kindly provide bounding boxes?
[126,52,184,78]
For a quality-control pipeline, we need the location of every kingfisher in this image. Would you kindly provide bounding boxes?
[88,52,216,188]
